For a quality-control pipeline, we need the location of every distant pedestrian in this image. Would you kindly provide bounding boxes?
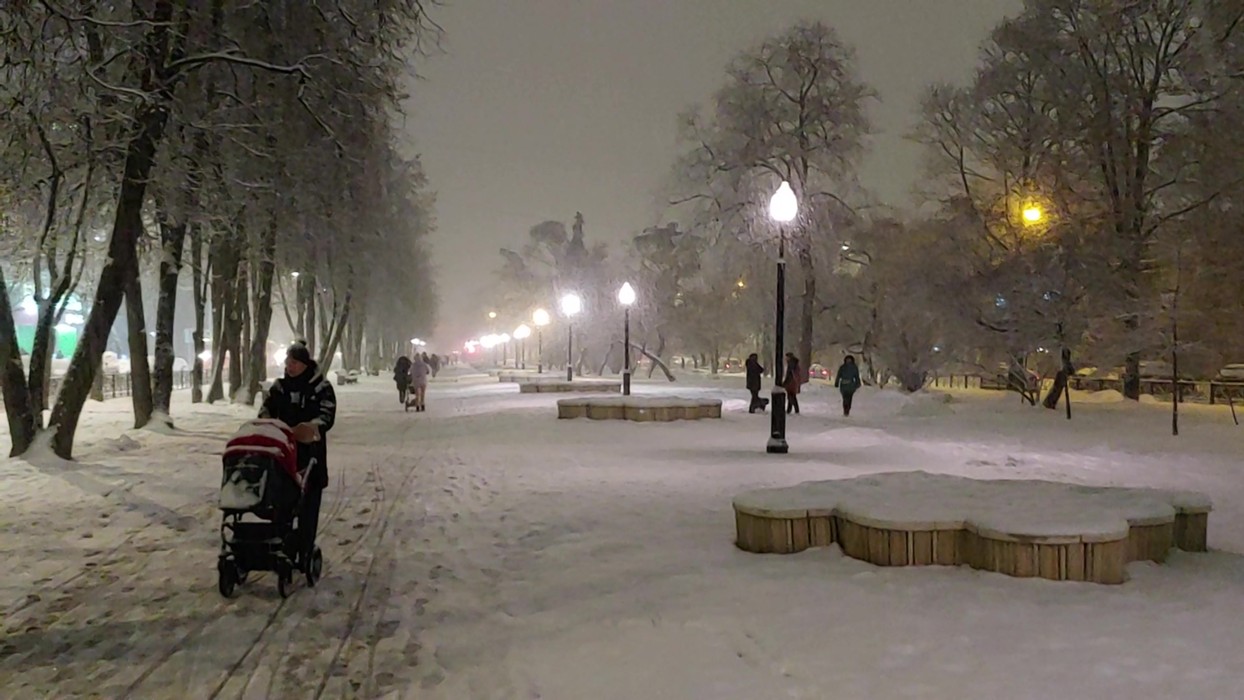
[835,355,862,417]
[393,355,412,404]
[429,354,441,378]
[783,353,804,415]
[409,353,430,411]
[745,353,767,413]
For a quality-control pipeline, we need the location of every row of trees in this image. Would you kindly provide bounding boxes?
[489,3,1243,410]
[0,1,439,458]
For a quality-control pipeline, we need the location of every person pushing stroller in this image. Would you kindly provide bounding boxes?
[407,352,430,412]
[260,342,337,566]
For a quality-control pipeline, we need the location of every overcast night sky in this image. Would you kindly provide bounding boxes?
[404,0,1022,346]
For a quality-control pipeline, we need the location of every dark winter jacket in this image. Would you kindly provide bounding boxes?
[835,363,862,394]
[260,361,337,490]
[783,360,804,395]
[745,357,765,391]
[393,356,411,384]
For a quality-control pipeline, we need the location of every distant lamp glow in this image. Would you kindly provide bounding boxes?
[488,310,497,320]
[532,308,551,327]
[560,293,582,317]
[514,324,531,340]
[1022,204,1044,224]
[617,282,636,307]
[769,181,798,223]
[290,271,300,278]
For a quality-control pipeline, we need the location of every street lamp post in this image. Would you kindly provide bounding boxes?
[617,282,636,395]
[560,293,582,381]
[533,308,550,373]
[514,324,531,370]
[767,181,798,454]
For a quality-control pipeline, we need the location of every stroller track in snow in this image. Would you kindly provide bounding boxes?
[116,462,382,700]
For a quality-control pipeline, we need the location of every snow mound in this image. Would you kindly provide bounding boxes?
[1077,389,1126,404]
[734,471,1211,541]
[894,391,955,418]
[557,396,721,408]
[100,434,143,452]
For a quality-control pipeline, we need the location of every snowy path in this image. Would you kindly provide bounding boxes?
[3,376,1244,698]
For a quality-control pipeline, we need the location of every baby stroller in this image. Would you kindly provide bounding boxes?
[217,419,323,598]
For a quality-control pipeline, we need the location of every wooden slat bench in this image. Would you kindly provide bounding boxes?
[733,472,1210,585]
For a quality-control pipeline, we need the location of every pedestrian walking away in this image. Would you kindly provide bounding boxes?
[259,342,337,565]
[409,352,430,412]
[835,355,862,417]
[745,353,768,413]
[393,355,412,404]
[783,352,804,415]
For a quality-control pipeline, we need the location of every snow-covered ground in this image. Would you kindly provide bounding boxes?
[2,372,1244,698]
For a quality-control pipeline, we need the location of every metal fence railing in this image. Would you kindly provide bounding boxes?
[45,370,194,401]
[927,372,1244,405]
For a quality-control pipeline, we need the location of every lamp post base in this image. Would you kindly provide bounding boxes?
[767,387,787,454]
[622,370,631,396]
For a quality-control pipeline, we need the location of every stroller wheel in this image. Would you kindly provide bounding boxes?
[218,561,238,599]
[277,569,293,599]
[307,546,323,587]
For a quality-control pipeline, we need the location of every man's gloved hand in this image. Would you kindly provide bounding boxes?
[292,422,321,443]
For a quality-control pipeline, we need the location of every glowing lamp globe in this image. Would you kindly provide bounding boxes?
[514,324,532,340]
[533,308,551,327]
[617,282,636,307]
[560,293,582,317]
[769,181,798,224]
[1022,205,1044,224]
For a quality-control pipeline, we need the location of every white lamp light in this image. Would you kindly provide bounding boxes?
[769,181,798,223]
[533,308,551,327]
[560,293,582,317]
[514,324,532,340]
[617,282,636,306]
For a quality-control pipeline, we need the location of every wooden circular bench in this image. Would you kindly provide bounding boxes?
[518,378,621,394]
[733,472,1211,585]
[558,397,722,421]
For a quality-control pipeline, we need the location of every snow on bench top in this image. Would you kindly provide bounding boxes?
[733,471,1212,542]
[523,376,620,384]
[557,396,722,408]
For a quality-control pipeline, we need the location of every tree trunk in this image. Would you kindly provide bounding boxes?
[0,267,38,455]
[1123,350,1141,401]
[190,227,207,403]
[48,103,169,459]
[207,238,233,403]
[27,301,58,423]
[232,262,249,401]
[153,221,187,419]
[124,258,154,429]
[798,248,816,378]
[318,291,352,370]
[244,215,278,405]
[300,273,316,354]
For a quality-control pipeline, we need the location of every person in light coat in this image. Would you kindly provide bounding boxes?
[409,352,430,412]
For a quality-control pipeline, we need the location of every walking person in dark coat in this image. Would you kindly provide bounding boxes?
[393,355,412,404]
[783,352,804,415]
[260,342,337,563]
[835,355,862,416]
[745,353,767,413]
